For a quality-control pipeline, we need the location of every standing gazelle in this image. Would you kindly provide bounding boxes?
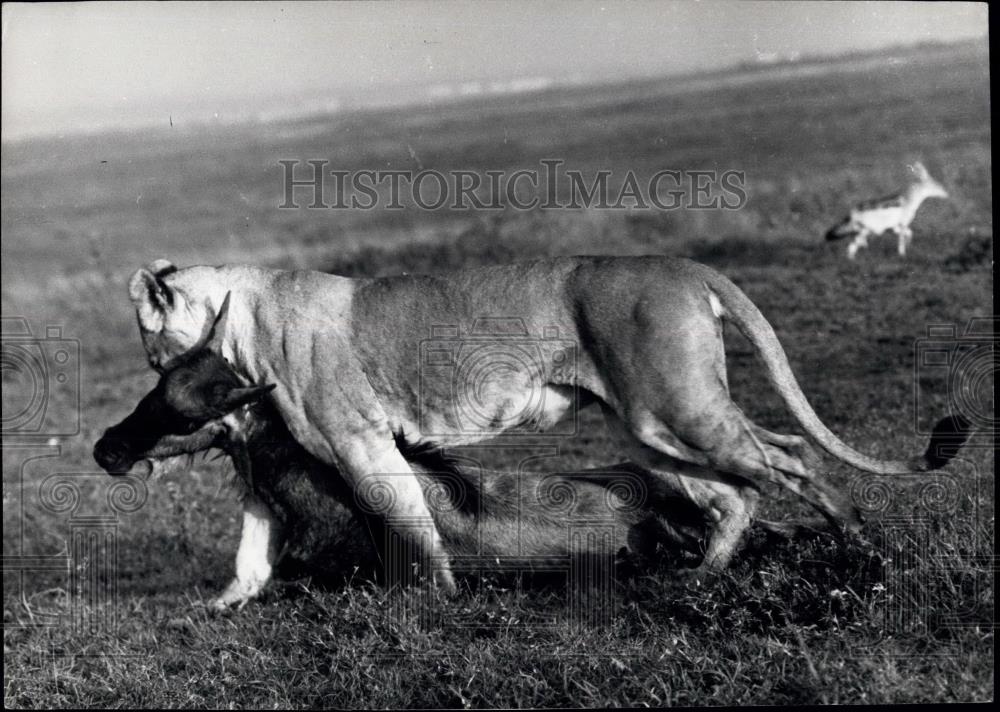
[826,162,949,259]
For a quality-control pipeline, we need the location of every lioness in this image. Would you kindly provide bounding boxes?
[128,256,968,590]
[93,327,713,608]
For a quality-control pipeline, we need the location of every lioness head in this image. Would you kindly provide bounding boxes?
[128,259,226,371]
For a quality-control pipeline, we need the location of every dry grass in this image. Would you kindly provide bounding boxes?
[2,40,993,707]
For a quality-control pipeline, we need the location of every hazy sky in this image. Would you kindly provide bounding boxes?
[1,1,988,138]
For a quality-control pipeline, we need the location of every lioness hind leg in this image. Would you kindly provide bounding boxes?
[696,485,759,574]
[608,391,861,546]
[601,409,758,576]
[742,423,862,536]
[669,410,864,538]
[745,425,821,470]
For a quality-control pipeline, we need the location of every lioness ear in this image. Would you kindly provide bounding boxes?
[212,383,276,414]
[128,268,175,332]
[148,259,177,277]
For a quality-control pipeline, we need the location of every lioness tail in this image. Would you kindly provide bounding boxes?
[704,271,970,474]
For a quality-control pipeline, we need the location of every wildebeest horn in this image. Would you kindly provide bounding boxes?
[190,291,232,355]
[206,291,232,354]
[215,384,277,413]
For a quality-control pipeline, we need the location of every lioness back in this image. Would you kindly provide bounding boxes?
[343,255,723,436]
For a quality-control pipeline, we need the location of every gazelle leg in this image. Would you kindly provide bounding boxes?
[897,227,913,256]
[846,230,870,260]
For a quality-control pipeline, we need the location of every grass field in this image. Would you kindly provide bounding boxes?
[2,40,993,706]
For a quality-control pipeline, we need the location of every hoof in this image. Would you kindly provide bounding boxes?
[206,598,231,613]
[206,595,251,612]
[676,565,720,586]
[433,567,458,596]
[206,578,262,611]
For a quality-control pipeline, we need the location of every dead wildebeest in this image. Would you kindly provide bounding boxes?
[93,341,723,609]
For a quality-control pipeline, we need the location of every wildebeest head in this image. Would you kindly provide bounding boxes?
[93,293,275,475]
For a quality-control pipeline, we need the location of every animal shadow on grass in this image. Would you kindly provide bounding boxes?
[272,530,703,598]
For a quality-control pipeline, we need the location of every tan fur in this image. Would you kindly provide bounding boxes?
[128,255,956,586]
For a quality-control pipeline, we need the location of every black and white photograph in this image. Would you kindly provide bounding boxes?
[2,1,993,707]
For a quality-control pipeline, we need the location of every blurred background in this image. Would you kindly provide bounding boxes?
[1,1,988,139]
